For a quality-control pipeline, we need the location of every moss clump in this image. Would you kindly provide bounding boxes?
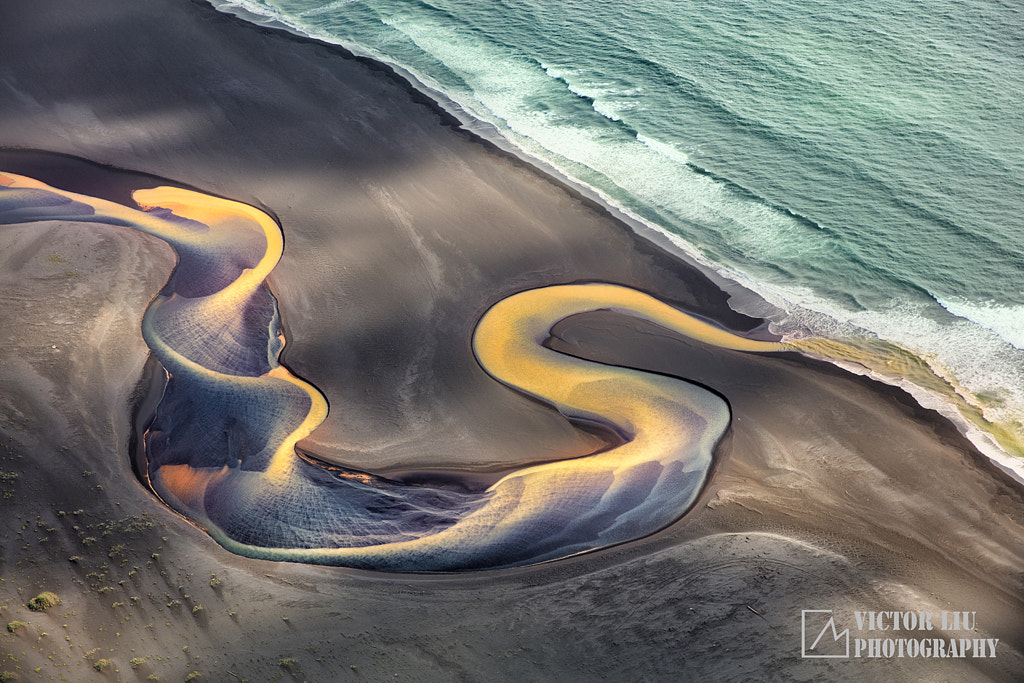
[27,592,59,611]
[6,621,26,634]
[0,671,18,681]
[184,672,201,682]
[129,657,146,669]
[93,658,112,672]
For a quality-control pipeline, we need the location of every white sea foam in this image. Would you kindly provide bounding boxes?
[936,296,1024,351]
[539,64,636,122]
[715,268,1024,475]
[214,0,299,29]
[298,0,362,18]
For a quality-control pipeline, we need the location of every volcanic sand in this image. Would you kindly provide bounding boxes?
[0,0,1022,680]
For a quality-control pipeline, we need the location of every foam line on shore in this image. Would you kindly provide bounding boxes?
[204,0,1024,485]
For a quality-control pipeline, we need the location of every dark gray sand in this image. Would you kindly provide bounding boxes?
[1,0,1022,680]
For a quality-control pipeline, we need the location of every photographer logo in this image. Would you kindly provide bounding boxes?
[802,610,849,658]
[800,609,998,660]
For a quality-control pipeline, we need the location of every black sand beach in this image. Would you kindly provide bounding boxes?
[1,0,1022,680]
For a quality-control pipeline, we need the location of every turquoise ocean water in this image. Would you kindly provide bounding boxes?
[209,0,1024,473]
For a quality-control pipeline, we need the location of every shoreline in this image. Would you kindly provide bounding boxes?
[203,0,1024,486]
[203,1,776,332]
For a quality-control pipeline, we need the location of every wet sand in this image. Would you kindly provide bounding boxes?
[0,0,1022,680]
